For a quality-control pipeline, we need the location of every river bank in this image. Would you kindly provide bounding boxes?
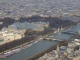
[26,40,68,60]
[0,39,41,59]
[0,16,79,60]
[0,20,77,59]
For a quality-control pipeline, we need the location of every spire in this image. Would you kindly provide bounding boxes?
[58,27,60,32]
[57,43,59,51]
[61,26,63,30]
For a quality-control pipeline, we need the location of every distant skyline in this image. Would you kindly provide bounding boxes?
[0,0,80,19]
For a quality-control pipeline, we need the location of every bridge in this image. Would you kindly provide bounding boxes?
[39,36,62,41]
[61,31,78,34]
[38,35,63,41]
[43,37,62,41]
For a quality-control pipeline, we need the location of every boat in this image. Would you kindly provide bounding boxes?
[2,48,21,59]
[2,51,13,58]
[0,54,2,58]
[21,45,28,49]
[34,41,38,43]
[12,48,21,53]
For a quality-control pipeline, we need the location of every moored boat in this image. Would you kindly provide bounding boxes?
[2,48,21,59]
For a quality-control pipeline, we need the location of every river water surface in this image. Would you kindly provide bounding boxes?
[0,23,80,60]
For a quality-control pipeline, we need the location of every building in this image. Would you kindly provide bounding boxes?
[33,22,49,28]
[0,27,25,45]
[10,22,45,32]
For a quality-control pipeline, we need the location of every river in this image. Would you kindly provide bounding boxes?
[0,23,80,60]
[51,23,80,40]
[0,40,58,60]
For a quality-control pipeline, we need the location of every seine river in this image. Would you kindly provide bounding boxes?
[0,40,58,60]
[0,23,80,60]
